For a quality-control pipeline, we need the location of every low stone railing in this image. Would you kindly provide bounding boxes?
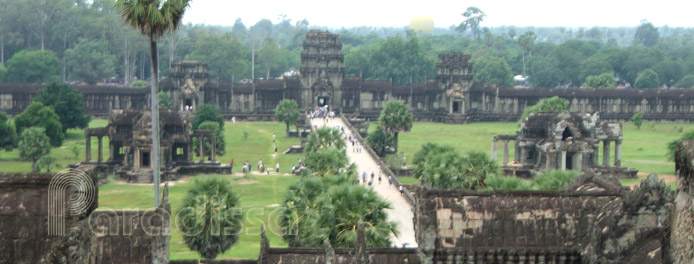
[339,113,416,205]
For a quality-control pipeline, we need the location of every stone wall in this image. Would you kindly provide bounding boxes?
[0,169,171,264]
[673,140,694,263]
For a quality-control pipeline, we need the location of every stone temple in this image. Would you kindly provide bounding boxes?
[3,30,694,123]
[493,112,637,178]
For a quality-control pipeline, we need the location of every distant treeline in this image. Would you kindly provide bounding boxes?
[1,0,693,89]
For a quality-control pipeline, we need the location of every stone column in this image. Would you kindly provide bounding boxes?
[97,136,103,163]
[575,153,583,171]
[211,136,216,162]
[615,140,622,167]
[199,136,204,163]
[85,135,91,162]
[491,140,497,161]
[561,151,567,170]
[603,140,611,167]
[502,140,509,165]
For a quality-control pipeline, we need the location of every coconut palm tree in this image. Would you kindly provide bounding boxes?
[304,127,346,154]
[115,0,191,206]
[279,177,325,247]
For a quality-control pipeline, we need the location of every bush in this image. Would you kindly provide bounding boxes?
[533,170,579,190]
[675,74,694,88]
[131,80,148,87]
[484,175,534,190]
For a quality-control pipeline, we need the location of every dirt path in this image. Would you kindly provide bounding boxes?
[310,117,418,248]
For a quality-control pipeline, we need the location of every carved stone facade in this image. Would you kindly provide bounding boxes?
[3,31,694,123]
[83,109,229,183]
[673,140,694,263]
[493,112,637,177]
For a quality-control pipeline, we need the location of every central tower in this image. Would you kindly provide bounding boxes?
[300,30,344,111]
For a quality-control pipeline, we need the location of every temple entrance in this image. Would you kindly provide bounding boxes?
[141,151,151,168]
[562,127,573,140]
[566,152,574,170]
[317,96,330,107]
[184,98,193,109]
[453,101,461,113]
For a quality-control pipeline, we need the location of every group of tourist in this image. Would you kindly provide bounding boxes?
[229,134,282,175]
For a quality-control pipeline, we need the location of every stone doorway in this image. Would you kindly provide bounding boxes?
[141,151,151,168]
[318,96,330,107]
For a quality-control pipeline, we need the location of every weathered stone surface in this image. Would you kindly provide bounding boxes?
[672,140,694,263]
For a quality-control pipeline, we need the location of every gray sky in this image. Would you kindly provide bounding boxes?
[183,0,693,29]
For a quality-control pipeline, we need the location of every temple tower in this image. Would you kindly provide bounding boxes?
[435,52,473,116]
[300,30,344,111]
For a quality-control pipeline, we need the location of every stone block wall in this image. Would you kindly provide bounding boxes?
[673,140,694,263]
[0,172,91,264]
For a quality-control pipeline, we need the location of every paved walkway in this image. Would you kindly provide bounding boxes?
[310,117,417,248]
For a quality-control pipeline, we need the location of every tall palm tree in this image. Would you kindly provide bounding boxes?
[115,0,191,206]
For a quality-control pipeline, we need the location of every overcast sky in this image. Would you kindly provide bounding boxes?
[182,0,693,29]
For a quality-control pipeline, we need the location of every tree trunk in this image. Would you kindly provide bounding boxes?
[394,132,399,154]
[32,159,38,172]
[285,122,290,135]
[522,52,526,76]
[150,38,161,207]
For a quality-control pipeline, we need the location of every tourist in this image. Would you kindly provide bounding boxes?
[371,171,375,181]
[274,144,278,153]
[248,163,252,172]
[388,175,392,186]
[229,158,234,173]
[368,180,372,186]
[399,185,404,195]
[378,173,382,184]
[276,162,280,173]
[231,116,236,124]
[362,171,367,184]
[258,159,264,172]
[272,134,276,142]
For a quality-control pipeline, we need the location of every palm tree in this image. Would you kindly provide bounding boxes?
[115,0,191,206]
[379,100,413,153]
[178,177,242,259]
[304,127,346,154]
[301,185,398,247]
[279,177,325,247]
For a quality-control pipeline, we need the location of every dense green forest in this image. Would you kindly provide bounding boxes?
[1,0,694,89]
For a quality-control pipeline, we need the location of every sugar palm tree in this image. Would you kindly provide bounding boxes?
[379,100,413,153]
[115,0,191,206]
[304,127,346,154]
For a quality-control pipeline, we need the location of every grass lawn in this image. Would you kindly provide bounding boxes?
[98,174,298,260]
[0,119,110,172]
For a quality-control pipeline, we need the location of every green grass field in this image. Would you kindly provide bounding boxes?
[99,174,297,260]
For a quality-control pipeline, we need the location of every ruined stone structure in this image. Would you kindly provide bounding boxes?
[493,112,637,178]
[0,167,170,264]
[83,109,229,183]
[414,173,673,263]
[673,140,694,263]
[3,30,694,123]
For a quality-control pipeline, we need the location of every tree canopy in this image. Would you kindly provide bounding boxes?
[18,126,51,172]
[634,69,660,89]
[379,100,413,153]
[634,21,659,47]
[303,147,351,177]
[583,72,616,89]
[274,99,300,134]
[158,92,173,110]
[14,101,64,147]
[413,143,498,190]
[5,50,61,83]
[519,96,570,122]
[64,39,116,84]
[34,82,90,131]
[457,7,486,40]
[179,177,242,259]
[304,128,346,154]
[0,111,17,153]
[192,104,225,130]
[473,55,513,87]
[366,125,394,157]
